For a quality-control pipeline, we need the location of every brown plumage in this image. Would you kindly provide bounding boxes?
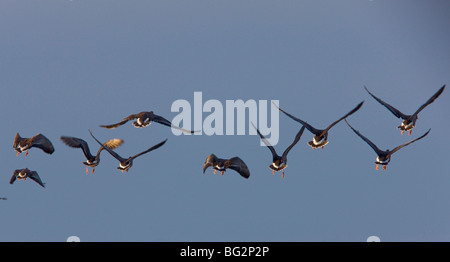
[10,168,46,188]
[99,111,198,134]
[89,130,167,173]
[203,154,250,179]
[60,136,124,174]
[13,133,54,156]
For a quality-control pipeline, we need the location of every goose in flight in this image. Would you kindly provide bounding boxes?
[274,101,364,150]
[252,123,305,178]
[13,133,54,156]
[345,120,430,170]
[89,130,167,173]
[60,136,124,174]
[99,111,198,134]
[203,154,250,179]
[364,85,445,135]
[10,168,46,188]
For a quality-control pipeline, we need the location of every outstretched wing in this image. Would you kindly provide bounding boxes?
[364,86,408,119]
[99,114,139,129]
[13,133,22,149]
[10,170,19,184]
[95,138,124,159]
[225,157,250,179]
[31,134,55,154]
[282,126,305,160]
[273,102,322,136]
[29,171,46,188]
[388,129,431,157]
[89,130,126,162]
[60,136,94,160]
[319,101,364,137]
[151,113,198,134]
[251,122,279,159]
[130,139,168,160]
[411,85,446,117]
[345,120,383,155]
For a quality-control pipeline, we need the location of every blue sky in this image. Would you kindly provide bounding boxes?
[1,0,449,242]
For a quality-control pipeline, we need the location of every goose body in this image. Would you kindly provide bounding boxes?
[203,154,250,179]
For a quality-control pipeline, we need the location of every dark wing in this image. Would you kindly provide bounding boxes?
[319,101,364,137]
[130,139,167,160]
[411,85,446,117]
[282,126,305,160]
[203,154,219,173]
[345,120,384,155]
[388,128,431,157]
[10,170,19,184]
[251,122,279,159]
[95,138,124,159]
[272,102,322,136]
[30,134,55,154]
[89,130,126,162]
[364,86,408,119]
[99,114,139,129]
[28,171,45,188]
[13,133,22,148]
[151,113,198,134]
[60,136,94,160]
[225,157,250,179]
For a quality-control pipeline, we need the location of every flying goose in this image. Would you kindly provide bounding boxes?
[364,85,445,135]
[13,133,54,156]
[89,130,167,173]
[274,101,364,150]
[203,154,250,179]
[60,136,124,174]
[252,123,305,178]
[345,120,430,170]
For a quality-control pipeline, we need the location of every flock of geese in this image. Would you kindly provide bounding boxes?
[2,85,446,199]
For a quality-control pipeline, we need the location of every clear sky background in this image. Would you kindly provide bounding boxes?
[0,0,449,242]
